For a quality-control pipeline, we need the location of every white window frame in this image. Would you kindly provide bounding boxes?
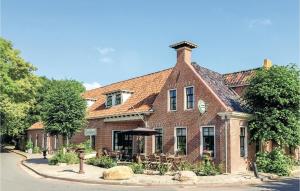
[106,95,113,108]
[168,88,177,112]
[200,126,216,159]
[240,126,248,158]
[153,128,163,153]
[174,127,187,155]
[184,86,195,110]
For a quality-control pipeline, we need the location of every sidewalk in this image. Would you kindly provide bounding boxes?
[12,149,263,186]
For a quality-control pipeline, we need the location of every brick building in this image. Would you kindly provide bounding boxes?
[28,41,277,172]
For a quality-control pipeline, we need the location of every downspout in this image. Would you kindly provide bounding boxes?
[225,115,228,174]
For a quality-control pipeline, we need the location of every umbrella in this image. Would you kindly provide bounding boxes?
[121,127,161,163]
[121,127,161,136]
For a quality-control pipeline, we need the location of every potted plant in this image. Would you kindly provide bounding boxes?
[25,140,33,154]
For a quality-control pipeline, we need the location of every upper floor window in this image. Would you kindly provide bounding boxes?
[185,86,194,110]
[169,89,177,111]
[115,94,121,105]
[106,95,112,107]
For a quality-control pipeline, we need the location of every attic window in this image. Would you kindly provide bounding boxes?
[104,90,133,108]
[106,95,113,107]
[115,94,121,105]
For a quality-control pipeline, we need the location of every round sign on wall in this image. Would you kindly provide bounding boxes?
[198,99,206,114]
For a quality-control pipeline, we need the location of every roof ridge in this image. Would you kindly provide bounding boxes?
[86,67,173,92]
[223,67,260,75]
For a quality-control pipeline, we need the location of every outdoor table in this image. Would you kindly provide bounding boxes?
[167,156,184,170]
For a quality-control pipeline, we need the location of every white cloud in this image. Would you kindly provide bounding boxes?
[96,47,115,55]
[83,82,101,90]
[96,47,116,63]
[248,18,272,28]
[99,57,113,63]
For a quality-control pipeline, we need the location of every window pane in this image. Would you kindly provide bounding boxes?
[240,127,246,157]
[115,94,121,105]
[107,96,112,107]
[155,129,163,153]
[176,128,187,155]
[169,90,177,110]
[186,87,194,109]
[202,127,214,157]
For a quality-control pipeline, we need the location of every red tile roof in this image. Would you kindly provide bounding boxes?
[28,121,44,130]
[83,68,173,119]
[223,68,258,87]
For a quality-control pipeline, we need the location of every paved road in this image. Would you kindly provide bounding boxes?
[0,150,299,191]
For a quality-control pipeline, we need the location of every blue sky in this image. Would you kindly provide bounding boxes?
[1,0,299,89]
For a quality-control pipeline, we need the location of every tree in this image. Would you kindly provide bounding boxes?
[41,80,87,145]
[244,64,300,148]
[27,77,54,125]
[0,38,41,140]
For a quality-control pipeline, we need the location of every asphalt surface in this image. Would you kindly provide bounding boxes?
[0,150,299,191]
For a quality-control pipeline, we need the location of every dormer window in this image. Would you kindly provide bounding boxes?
[86,98,96,107]
[115,94,121,105]
[104,90,133,108]
[106,95,113,107]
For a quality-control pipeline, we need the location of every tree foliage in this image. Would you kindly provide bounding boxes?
[41,80,87,143]
[244,64,300,147]
[0,38,41,138]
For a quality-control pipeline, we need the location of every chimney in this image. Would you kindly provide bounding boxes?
[263,58,272,69]
[170,41,198,65]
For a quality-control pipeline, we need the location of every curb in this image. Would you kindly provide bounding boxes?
[7,148,262,187]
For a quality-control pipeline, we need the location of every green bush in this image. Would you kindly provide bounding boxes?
[129,163,144,174]
[86,156,117,168]
[48,157,59,165]
[256,148,294,176]
[76,140,94,154]
[157,163,168,175]
[48,149,79,165]
[33,146,40,153]
[193,161,220,176]
[178,161,194,171]
[25,140,33,150]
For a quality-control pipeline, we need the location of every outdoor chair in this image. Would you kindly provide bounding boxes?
[140,154,148,163]
[148,154,160,169]
[102,148,110,156]
[160,154,172,170]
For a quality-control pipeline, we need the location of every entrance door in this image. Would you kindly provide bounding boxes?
[113,131,133,157]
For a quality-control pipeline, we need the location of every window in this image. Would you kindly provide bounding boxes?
[91,135,96,150]
[185,86,194,109]
[106,95,112,107]
[176,128,187,155]
[240,127,246,157]
[202,127,214,157]
[115,94,121,105]
[112,131,133,156]
[169,89,177,111]
[154,129,163,153]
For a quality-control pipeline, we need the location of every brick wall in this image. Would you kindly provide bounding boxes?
[147,48,228,164]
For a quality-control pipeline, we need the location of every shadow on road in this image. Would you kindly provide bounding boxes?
[26,158,49,164]
[255,178,300,191]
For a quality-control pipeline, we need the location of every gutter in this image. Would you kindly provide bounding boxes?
[86,110,154,120]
